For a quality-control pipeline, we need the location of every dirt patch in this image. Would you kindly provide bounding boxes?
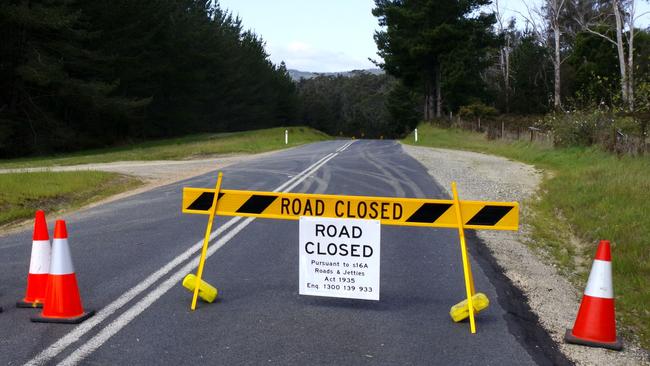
[401,143,649,366]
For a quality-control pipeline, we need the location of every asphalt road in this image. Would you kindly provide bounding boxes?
[0,140,570,365]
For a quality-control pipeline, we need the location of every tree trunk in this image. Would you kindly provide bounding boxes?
[628,30,634,111]
[435,64,442,118]
[495,0,510,113]
[613,0,629,107]
[498,33,511,112]
[423,92,429,121]
[553,22,561,110]
[424,79,434,122]
[627,0,636,111]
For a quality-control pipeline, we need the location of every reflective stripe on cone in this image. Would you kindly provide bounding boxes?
[17,211,51,308]
[31,220,94,324]
[565,240,622,350]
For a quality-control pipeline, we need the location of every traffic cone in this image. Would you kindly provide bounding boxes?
[565,240,622,350]
[31,220,94,324]
[17,210,51,308]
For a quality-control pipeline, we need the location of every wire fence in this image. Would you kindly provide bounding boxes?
[449,115,648,156]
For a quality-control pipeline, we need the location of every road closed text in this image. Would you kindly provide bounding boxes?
[281,198,403,220]
[304,224,373,257]
[299,217,380,301]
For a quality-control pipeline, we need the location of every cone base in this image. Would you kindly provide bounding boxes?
[565,329,623,351]
[31,309,95,324]
[16,300,44,308]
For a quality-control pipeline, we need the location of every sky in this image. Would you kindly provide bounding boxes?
[217,0,650,73]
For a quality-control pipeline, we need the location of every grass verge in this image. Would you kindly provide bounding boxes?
[0,126,329,168]
[0,126,331,228]
[0,171,142,227]
[403,123,650,348]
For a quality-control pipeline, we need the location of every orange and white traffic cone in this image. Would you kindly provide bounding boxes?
[31,220,94,324]
[565,240,622,350]
[17,210,51,308]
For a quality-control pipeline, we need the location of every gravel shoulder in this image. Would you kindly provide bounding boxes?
[401,143,649,366]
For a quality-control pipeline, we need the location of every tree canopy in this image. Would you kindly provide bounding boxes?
[373,0,497,119]
[0,0,296,157]
[297,72,419,138]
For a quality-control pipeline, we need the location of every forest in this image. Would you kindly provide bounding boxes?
[368,0,650,151]
[0,0,296,157]
[1,0,649,157]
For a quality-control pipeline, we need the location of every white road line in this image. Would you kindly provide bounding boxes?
[335,140,354,152]
[58,151,344,365]
[58,217,256,366]
[24,142,349,366]
[284,152,338,192]
[24,216,242,366]
[274,153,335,193]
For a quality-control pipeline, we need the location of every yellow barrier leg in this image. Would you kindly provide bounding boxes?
[452,182,477,334]
[191,172,223,311]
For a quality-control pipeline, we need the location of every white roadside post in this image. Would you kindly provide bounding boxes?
[414,128,418,143]
[285,129,288,145]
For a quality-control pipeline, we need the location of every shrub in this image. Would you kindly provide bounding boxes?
[541,110,613,147]
[458,102,498,120]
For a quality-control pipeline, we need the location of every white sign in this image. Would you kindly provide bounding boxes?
[299,217,380,301]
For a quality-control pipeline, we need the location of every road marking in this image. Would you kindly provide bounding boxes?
[335,140,354,152]
[23,217,242,366]
[25,141,353,366]
[58,217,255,366]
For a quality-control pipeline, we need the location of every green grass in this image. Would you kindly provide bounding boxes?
[0,171,141,226]
[0,126,330,168]
[404,123,650,348]
[0,126,331,227]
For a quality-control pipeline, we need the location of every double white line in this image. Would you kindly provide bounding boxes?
[26,140,355,366]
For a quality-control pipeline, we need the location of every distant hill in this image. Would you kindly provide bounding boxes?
[288,68,384,82]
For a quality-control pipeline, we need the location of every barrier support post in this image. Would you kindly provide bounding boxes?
[451,181,477,333]
[191,171,223,311]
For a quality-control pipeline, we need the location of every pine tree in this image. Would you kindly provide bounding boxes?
[372,0,496,119]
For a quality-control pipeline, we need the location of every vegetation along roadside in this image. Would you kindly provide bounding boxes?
[403,123,650,349]
[0,127,330,227]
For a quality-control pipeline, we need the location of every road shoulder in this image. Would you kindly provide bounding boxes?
[0,151,278,237]
[401,143,649,366]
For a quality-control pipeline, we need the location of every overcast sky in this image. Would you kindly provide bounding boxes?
[217,0,650,73]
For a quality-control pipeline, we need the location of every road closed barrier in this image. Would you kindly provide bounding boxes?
[182,189,518,230]
[181,172,519,334]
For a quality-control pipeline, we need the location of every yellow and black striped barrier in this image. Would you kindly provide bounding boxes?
[181,175,519,335]
[182,188,518,231]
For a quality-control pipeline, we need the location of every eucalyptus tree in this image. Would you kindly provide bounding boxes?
[574,0,646,111]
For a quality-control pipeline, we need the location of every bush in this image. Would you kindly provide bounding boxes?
[541,110,613,147]
[458,102,498,120]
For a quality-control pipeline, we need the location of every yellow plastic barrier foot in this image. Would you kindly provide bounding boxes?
[450,293,490,322]
[183,274,218,303]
